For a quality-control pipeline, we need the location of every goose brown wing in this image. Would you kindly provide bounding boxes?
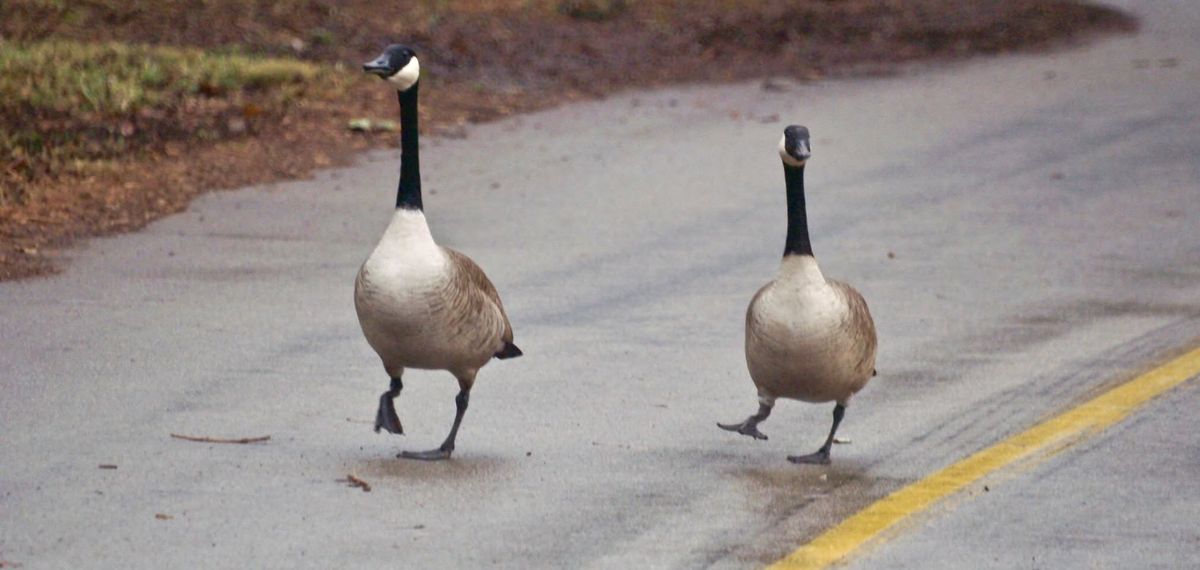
[444,247,515,344]
[829,280,877,377]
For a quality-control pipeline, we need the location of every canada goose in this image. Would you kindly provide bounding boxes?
[718,125,877,465]
[355,44,522,461]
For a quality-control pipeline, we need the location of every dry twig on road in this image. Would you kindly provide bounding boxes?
[339,473,372,492]
[170,433,271,444]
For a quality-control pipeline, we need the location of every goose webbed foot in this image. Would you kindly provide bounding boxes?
[787,403,846,466]
[375,398,403,435]
[374,377,404,435]
[786,449,831,465]
[717,420,769,440]
[398,446,453,461]
[397,388,469,462]
[718,402,773,440]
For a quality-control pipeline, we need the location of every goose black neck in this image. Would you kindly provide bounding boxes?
[396,82,422,211]
[783,163,813,258]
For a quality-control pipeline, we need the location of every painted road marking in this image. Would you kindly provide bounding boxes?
[767,344,1200,570]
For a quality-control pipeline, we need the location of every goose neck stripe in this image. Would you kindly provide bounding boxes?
[767,343,1200,570]
[395,82,422,211]
[783,164,813,258]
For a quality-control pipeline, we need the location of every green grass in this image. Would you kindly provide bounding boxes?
[0,40,320,116]
[0,39,331,206]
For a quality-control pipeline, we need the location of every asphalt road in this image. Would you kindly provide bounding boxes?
[3,1,1199,568]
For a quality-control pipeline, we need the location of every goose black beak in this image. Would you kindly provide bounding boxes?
[791,136,811,160]
[362,57,392,77]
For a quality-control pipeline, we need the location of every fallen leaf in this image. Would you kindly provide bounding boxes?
[339,473,371,492]
[348,119,399,133]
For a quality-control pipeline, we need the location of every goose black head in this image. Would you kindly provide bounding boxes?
[779,125,812,167]
[363,44,420,92]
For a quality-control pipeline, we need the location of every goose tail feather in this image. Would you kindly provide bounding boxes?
[494,342,523,360]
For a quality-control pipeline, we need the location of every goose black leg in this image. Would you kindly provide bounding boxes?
[718,402,773,440]
[374,377,404,435]
[400,389,469,461]
[788,404,845,465]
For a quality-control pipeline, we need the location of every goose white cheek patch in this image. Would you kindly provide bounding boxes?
[778,134,808,167]
[388,57,420,91]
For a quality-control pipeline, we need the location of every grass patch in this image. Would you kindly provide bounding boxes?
[1,40,319,114]
[0,40,333,206]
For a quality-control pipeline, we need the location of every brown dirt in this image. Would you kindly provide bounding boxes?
[0,0,1136,280]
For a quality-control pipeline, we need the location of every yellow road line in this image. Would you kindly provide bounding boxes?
[768,344,1200,570]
